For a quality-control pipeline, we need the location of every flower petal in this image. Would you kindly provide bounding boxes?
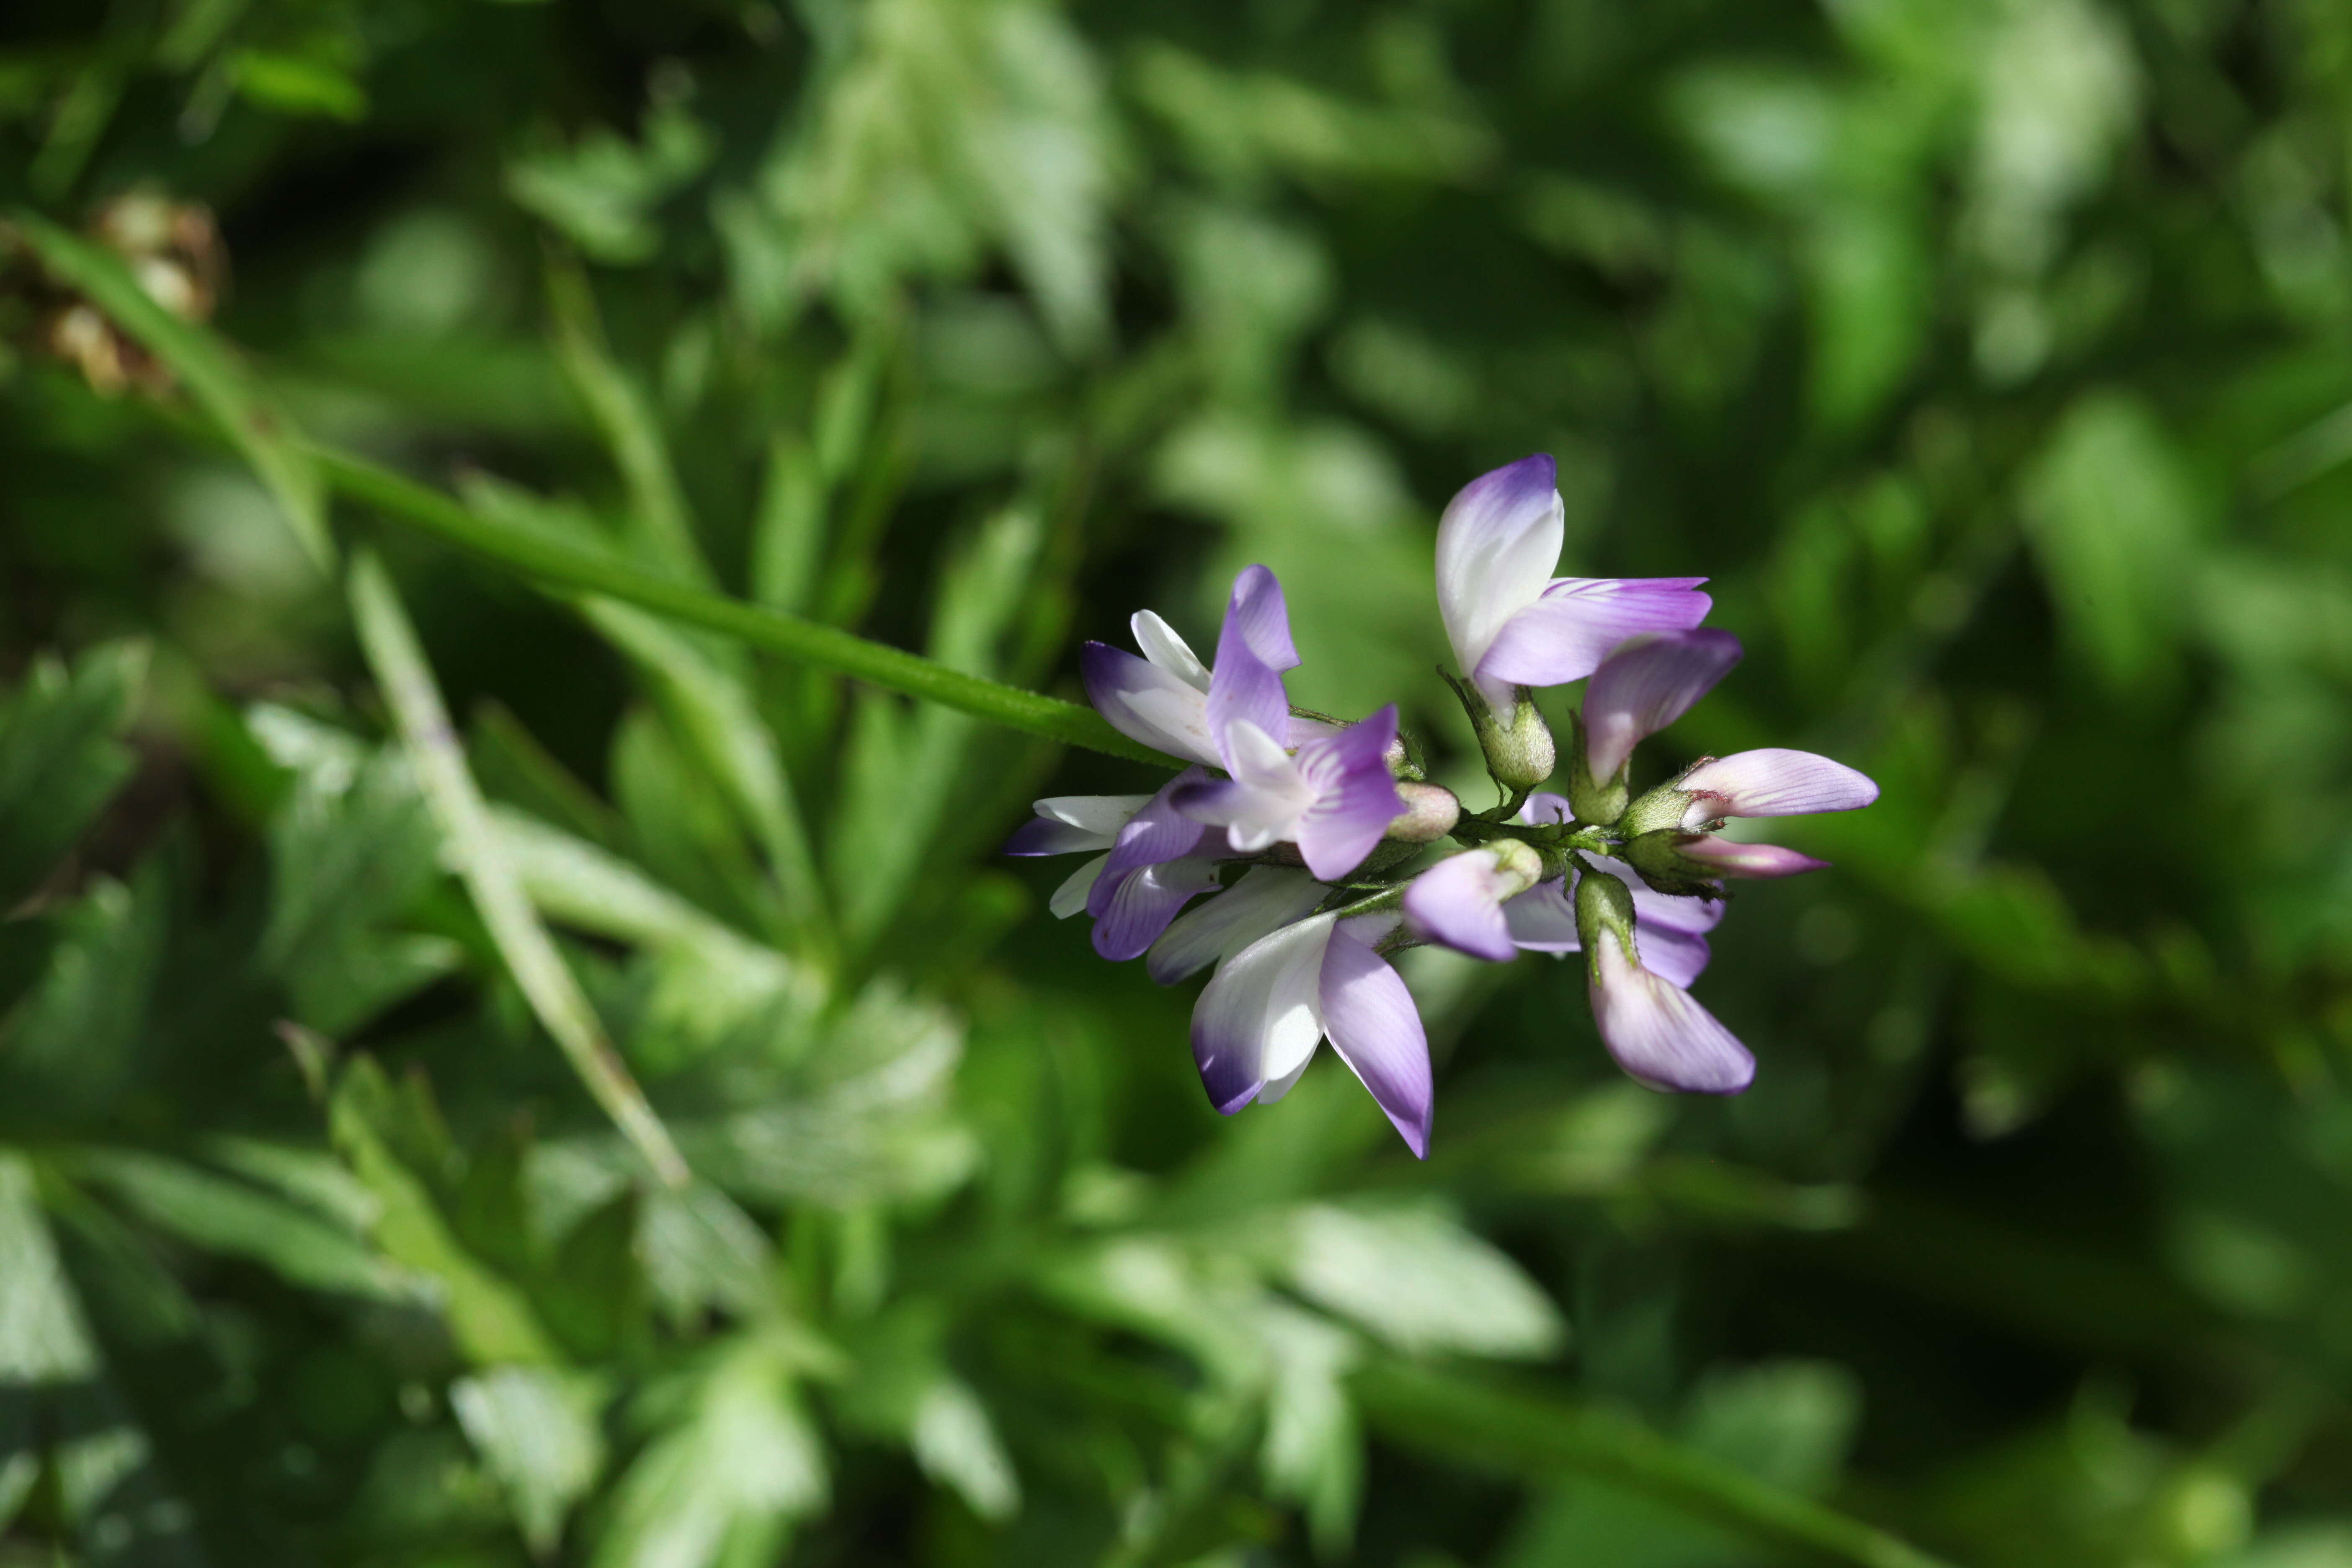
[1292,706,1406,882]
[1582,629,1744,781]
[1504,878,1582,953]
[1172,721,1312,853]
[1516,792,1574,827]
[1096,770,1215,887]
[1675,837,1831,878]
[1319,929,1435,1158]
[1403,850,1518,962]
[1436,455,1563,686]
[1586,854,1725,936]
[1050,854,1111,919]
[1224,564,1301,672]
[1589,939,1754,1094]
[1081,642,1220,766]
[1475,577,1713,707]
[1206,580,1295,764]
[1191,914,1337,1114]
[1130,610,1210,691]
[1037,794,1156,836]
[1635,923,1712,988]
[1147,867,1332,985]
[1676,748,1879,823]
[1005,816,1112,856]
[1091,856,1225,961]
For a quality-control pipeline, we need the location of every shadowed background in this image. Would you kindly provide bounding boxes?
[2,1,2349,1565]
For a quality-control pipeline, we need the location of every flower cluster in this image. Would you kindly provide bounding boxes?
[1008,454,1878,1157]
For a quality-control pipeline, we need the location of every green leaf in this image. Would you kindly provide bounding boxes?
[829,506,1043,949]
[8,212,330,570]
[451,1364,609,1557]
[232,47,368,121]
[2,869,166,1120]
[2021,392,2204,696]
[1282,1202,1565,1359]
[582,603,830,954]
[0,1154,99,1387]
[907,1375,1021,1524]
[593,1335,828,1568]
[329,1058,560,1367]
[253,712,457,1034]
[506,104,715,266]
[70,1148,403,1300]
[0,640,145,909]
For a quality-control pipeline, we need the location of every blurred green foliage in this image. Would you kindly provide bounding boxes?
[3,0,2352,1565]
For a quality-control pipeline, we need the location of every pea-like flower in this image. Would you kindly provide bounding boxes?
[1082,564,1404,880]
[1080,563,1302,768]
[1576,867,1753,1094]
[1436,454,1714,712]
[1003,774,1227,960]
[1186,909,1434,1158]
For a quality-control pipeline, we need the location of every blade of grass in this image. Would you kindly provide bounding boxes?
[8,208,332,570]
[1353,1363,1960,1568]
[348,550,691,1190]
[317,445,1166,767]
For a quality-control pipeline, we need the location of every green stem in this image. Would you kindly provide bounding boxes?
[311,446,1170,769]
[1355,1363,1961,1568]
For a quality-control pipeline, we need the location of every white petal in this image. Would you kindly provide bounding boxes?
[1676,749,1880,820]
[1036,794,1154,836]
[1132,610,1211,691]
[1148,867,1331,985]
[1222,719,1301,788]
[1435,456,1564,685]
[1050,854,1112,919]
[1190,913,1337,1110]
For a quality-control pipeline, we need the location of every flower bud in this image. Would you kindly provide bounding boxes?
[1470,686,1556,794]
[1573,861,1639,959]
[1385,781,1462,843]
[1620,830,1725,900]
[1564,710,1630,827]
[1620,767,1715,836]
[1485,837,1545,900]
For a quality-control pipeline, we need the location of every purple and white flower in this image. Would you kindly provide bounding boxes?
[1081,565,1299,768]
[1436,455,1714,711]
[1082,565,1406,881]
[1171,705,1405,881]
[1005,771,1232,961]
[1188,909,1434,1158]
[1587,929,1754,1095]
[1401,841,1544,963]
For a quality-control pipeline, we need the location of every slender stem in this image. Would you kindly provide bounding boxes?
[312,446,1171,769]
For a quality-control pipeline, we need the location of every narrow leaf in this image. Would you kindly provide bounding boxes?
[348,552,692,1189]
